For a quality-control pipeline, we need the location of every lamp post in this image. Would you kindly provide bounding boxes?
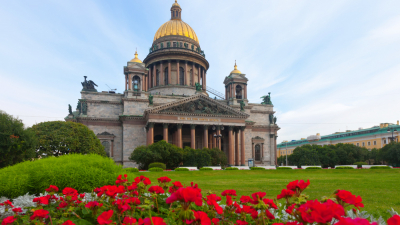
[212,125,223,149]
[387,127,398,143]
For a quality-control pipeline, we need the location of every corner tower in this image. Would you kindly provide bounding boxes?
[143,0,209,96]
[224,61,248,106]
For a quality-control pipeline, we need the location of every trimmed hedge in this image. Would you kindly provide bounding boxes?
[123,167,139,173]
[199,167,213,171]
[370,166,391,169]
[0,154,122,198]
[225,167,239,170]
[174,168,189,171]
[148,167,163,172]
[250,167,266,170]
[353,162,368,168]
[149,162,166,170]
[305,167,322,169]
[277,167,293,169]
[335,166,355,169]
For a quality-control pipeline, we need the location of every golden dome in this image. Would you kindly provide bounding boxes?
[172,0,180,7]
[130,51,142,63]
[230,61,242,74]
[153,20,199,43]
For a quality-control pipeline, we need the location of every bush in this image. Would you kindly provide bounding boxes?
[353,162,368,168]
[0,154,122,198]
[335,166,355,169]
[250,167,266,170]
[225,167,239,170]
[203,148,228,166]
[277,167,293,169]
[149,162,166,170]
[123,167,139,173]
[370,166,391,169]
[182,147,211,168]
[305,167,322,169]
[174,168,189,171]
[199,167,213,171]
[148,167,163,172]
[0,111,37,168]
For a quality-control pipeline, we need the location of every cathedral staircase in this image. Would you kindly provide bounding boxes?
[206,86,225,100]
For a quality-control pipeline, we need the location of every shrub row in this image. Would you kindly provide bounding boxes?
[277,167,293,169]
[225,167,239,170]
[370,166,391,169]
[199,167,213,171]
[335,166,355,169]
[305,167,322,170]
[148,167,163,172]
[250,167,266,170]
[174,168,189,171]
[148,162,166,170]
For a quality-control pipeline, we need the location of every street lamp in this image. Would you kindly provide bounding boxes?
[213,133,222,149]
[387,127,398,143]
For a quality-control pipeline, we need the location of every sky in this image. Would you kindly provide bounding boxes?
[1,0,399,143]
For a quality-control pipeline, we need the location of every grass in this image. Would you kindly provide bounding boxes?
[123,169,400,219]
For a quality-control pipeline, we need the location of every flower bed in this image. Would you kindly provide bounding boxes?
[1,174,400,225]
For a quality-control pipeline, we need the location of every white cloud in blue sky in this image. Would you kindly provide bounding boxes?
[1,0,399,143]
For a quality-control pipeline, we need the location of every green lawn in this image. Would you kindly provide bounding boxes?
[123,169,400,218]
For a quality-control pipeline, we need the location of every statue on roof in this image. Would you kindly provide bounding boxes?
[269,114,274,124]
[148,93,153,105]
[240,100,245,111]
[195,82,202,91]
[81,76,98,92]
[273,116,277,124]
[68,104,73,115]
[261,92,272,105]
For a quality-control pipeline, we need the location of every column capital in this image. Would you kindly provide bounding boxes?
[228,126,233,131]
[163,123,169,128]
[148,122,155,128]
[269,134,274,138]
[240,126,246,131]
[203,125,209,129]
[190,124,196,129]
[177,123,183,129]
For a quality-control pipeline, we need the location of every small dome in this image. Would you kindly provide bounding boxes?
[130,51,142,63]
[230,61,242,74]
[172,0,180,7]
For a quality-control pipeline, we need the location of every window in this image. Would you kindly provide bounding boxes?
[164,67,168,85]
[156,70,160,86]
[255,144,261,161]
[362,142,365,147]
[368,141,371,146]
[101,141,110,157]
[373,141,376,145]
[235,85,242,99]
[179,67,184,85]
[173,42,177,47]
[356,143,359,146]
[132,76,140,91]
[383,139,387,144]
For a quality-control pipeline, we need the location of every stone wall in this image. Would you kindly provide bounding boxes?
[88,125,123,164]
[81,92,123,101]
[123,101,149,115]
[149,86,197,96]
[87,103,123,119]
[122,123,147,168]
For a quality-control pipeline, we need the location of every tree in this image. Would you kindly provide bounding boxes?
[29,121,106,157]
[379,142,400,165]
[0,111,37,168]
[204,148,228,166]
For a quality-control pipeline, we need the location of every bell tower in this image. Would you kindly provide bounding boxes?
[171,0,182,20]
[223,61,248,105]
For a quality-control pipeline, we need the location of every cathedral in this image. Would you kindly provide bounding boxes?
[66,1,279,168]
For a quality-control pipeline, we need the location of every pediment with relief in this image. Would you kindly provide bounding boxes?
[145,94,249,118]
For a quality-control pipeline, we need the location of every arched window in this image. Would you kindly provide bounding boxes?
[102,141,110,157]
[132,76,140,91]
[189,69,193,86]
[236,85,242,99]
[164,67,169,85]
[156,70,160,86]
[179,67,184,85]
[255,144,261,161]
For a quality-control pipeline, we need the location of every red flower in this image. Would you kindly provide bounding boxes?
[277,189,295,200]
[265,209,275,220]
[236,220,249,225]
[128,182,138,192]
[206,194,223,214]
[336,217,378,225]
[249,192,266,204]
[45,185,59,193]
[2,216,17,225]
[134,175,151,185]
[240,196,251,203]
[286,180,310,193]
[33,195,50,205]
[12,207,22,214]
[57,201,68,209]
[148,186,165,194]
[235,204,256,215]
[297,199,344,224]
[286,204,296,214]
[140,217,166,225]
[166,187,203,206]
[123,217,137,225]
[30,209,49,220]
[157,176,171,183]
[62,220,76,225]
[226,195,233,206]
[221,190,237,197]
[62,187,78,196]
[186,211,211,225]
[85,201,103,209]
[97,210,114,225]
[116,174,129,184]
[1,200,13,208]
[273,223,303,225]
[212,218,219,225]
[263,199,278,209]
[388,215,400,225]
[336,190,364,209]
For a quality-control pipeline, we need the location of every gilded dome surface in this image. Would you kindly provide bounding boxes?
[230,61,242,74]
[153,20,199,44]
[130,51,142,63]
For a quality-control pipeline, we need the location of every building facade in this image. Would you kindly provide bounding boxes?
[277,122,400,157]
[65,1,279,167]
